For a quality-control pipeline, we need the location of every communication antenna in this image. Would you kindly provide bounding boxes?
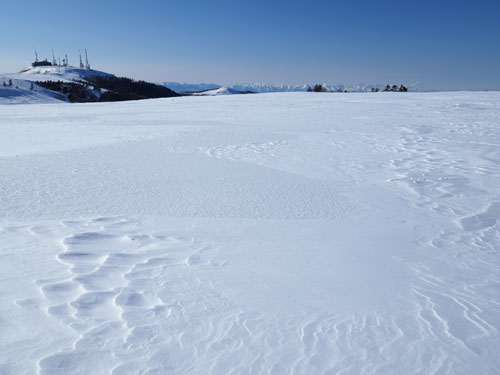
[52,48,57,66]
[58,57,61,66]
[85,48,90,70]
[34,47,38,62]
[79,50,84,68]
[65,54,68,67]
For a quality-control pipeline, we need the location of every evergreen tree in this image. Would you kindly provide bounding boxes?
[8,79,13,87]
[313,84,323,92]
[307,86,312,92]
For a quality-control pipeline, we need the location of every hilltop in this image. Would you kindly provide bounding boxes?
[1,65,178,104]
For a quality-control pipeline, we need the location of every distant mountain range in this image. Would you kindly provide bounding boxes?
[163,82,415,93]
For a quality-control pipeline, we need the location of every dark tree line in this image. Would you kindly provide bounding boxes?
[383,84,408,92]
[86,75,179,101]
[36,81,98,102]
[307,84,326,92]
[35,76,180,103]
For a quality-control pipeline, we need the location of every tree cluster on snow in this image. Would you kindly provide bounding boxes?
[307,83,408,93]
[307,84,329,92]
[36,76,179,103]
[88,75,178,101]
[383,84,408,92]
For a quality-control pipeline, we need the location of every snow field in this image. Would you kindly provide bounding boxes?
[0,92,500,374]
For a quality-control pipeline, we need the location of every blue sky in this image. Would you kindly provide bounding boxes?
[1,0,499,90]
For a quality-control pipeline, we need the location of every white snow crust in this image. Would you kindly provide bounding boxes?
[0,92,500,374]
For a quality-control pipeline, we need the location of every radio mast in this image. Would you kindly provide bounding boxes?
[52,48,57,66]
[85,49,90,70]
[79,50,84,68]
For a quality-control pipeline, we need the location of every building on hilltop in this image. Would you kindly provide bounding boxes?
[31,48,53,67]
[29,49,91,69]
[31,59,53,67]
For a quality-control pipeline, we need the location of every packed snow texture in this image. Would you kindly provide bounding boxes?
[0,92,499,374]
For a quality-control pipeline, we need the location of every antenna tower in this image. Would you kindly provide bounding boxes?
[85,49,90,70]
[52,48,57,66]
[79,50,84,68]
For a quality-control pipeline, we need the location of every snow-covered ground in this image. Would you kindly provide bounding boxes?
[0,92,499,374]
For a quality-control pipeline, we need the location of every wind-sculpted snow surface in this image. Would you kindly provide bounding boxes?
[1,92,500,374]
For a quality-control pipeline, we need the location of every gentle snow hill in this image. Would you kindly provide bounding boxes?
[0,76,66,104]
[0,86,63,104]
[0,66,114,104]
[15,65,113,83]
[187,87,251,96]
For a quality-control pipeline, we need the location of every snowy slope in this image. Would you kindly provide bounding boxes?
[15,65,113,82]
[189,87,247,95]
[0,66,114,104]
[0,92,500,374]
[0,85,64,104]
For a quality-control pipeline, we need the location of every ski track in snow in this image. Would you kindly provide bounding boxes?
[1,92,500,374]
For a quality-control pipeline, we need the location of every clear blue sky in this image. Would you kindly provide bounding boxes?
[1,0,499,90]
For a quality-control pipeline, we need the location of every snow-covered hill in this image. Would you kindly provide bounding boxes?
[1,92,500,374]
[0,66,114,104]
[0,78,65,104]
[188,87,252,96]
[16,65,113,82]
